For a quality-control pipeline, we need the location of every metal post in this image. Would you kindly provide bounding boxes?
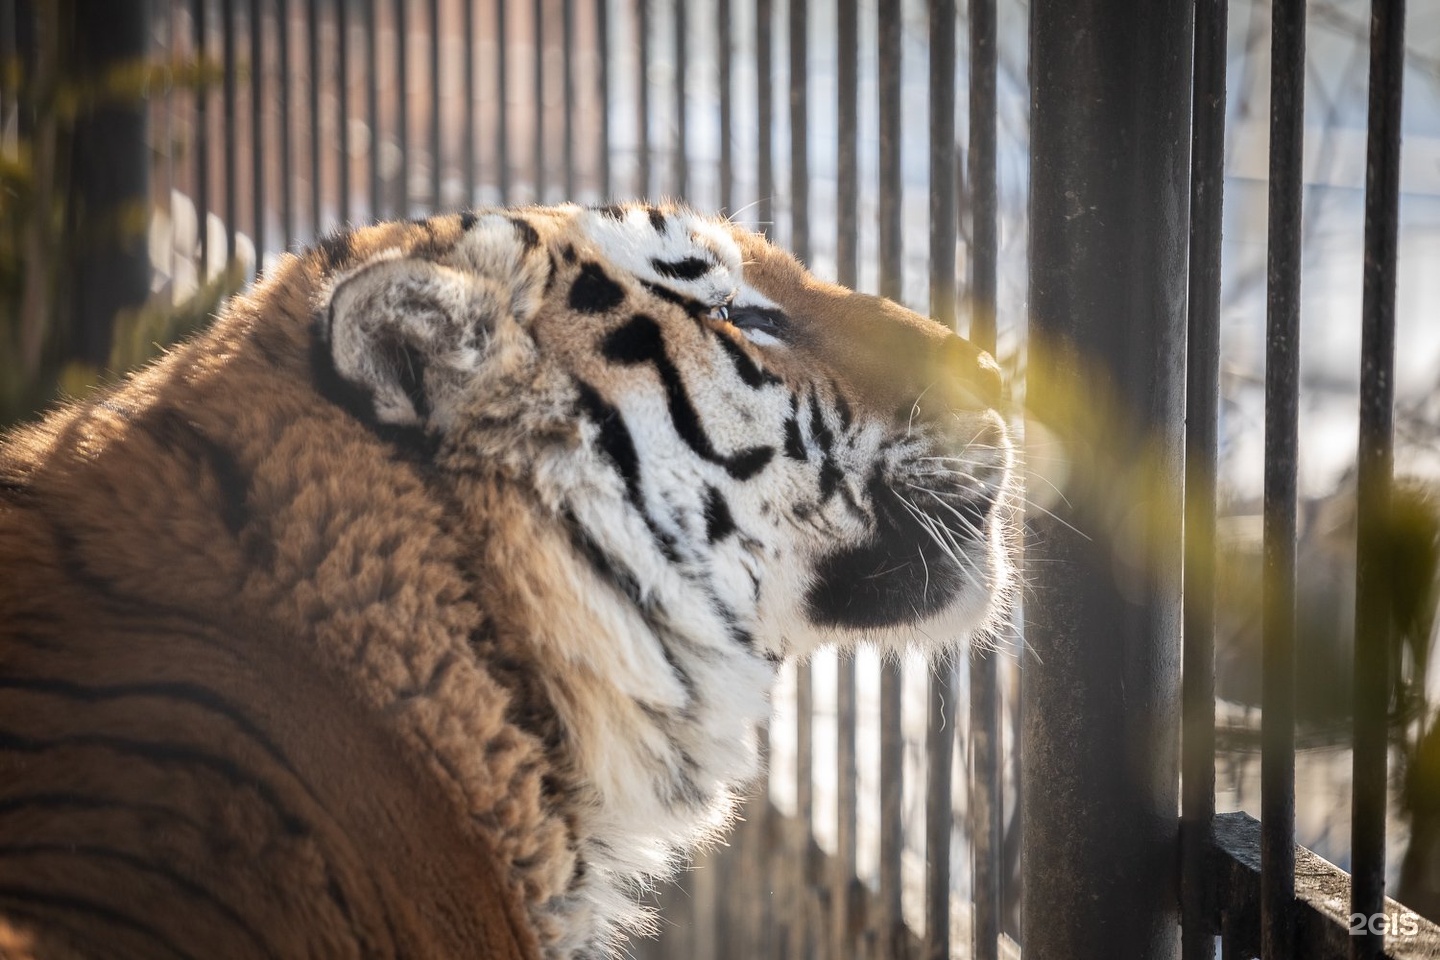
[69,0,152,366]
[1023,0,1191,956]
[1182,0,1229,958]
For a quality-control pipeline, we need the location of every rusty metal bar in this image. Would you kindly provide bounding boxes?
[249,0,264,258]
[1182,0,1228,957]
[1351,1,1406,957]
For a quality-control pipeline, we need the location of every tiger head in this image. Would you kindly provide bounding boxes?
[0,200,1018,959]
[320,202,1015,665]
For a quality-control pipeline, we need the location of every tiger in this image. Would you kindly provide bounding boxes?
[0,202,1016,959]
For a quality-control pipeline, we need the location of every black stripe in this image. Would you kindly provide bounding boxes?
[574,381,644,511]
[0,677,303,787]
[640,280,707,318]
[783,416,807,461]
[702,486,736,544]
[598,315,775,480]
[569,262,626,314]
[137,408,252,537]
[645,206,668,233]
[0,845,279,959]
[507,215,541,251]
[313,229,355,273]
[594,203,626,220]
[714,332,780,389]
[0,729,310,837]
[562,517,697,705]
[650,256,711,281]
[308,325,439,459]
[832,383,853,429]
[819,459,844,503]
[458,210,478,231]
[807,391,835,455]
[0,793,210,836]
[0,886,197,960]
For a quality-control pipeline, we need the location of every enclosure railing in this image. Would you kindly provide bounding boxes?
[3,1,1436,958]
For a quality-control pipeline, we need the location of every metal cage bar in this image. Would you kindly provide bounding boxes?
[1351,2,1407,958]
[1024,0,1192,956]
[1260,2,1305,957]
[1181,0,1228,958]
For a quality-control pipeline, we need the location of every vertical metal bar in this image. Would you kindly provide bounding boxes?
[595,0,609,199]
[789,1,812,953]
[755,0,772,234]
[830,11,859,959]
[672,0,686,199]
[925,5,958,960]
[250,0,265,261]
[562,0,574,198]
[394,0,409,215]
[497,0,510,203]
[462,0,475,205]
[277,0,293,245]
[1261,2,1304,958]
[1024,0,1191,955]
[70,0,152,365]
[194,0,210,275]
[1351,2,1405,958]
[223,0,238,260]
[877,2,903,951]
[306,0,321,230]
[1182,0,1227,958]
[967,0,1002,954]
[366,0,381,218]
[716,0,731,212]
[337,0,351,222]
[636,0,649,197]
[427,0,439,210]
[533,0,545,202]
[787,0,806,259]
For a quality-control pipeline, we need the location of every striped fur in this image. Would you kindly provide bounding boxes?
[0,203,1015,958]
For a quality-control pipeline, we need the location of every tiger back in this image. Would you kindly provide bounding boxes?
[0,203,1015,959]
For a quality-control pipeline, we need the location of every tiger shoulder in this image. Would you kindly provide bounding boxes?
[0,202,1016,959]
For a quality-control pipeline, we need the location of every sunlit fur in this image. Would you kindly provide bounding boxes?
[0,203,1015,959]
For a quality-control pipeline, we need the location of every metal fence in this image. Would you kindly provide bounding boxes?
[2,1,1437,958]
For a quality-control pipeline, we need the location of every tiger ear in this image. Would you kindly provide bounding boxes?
[323,254,505,430]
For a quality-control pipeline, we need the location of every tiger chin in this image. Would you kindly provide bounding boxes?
[0,203,1015,959]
